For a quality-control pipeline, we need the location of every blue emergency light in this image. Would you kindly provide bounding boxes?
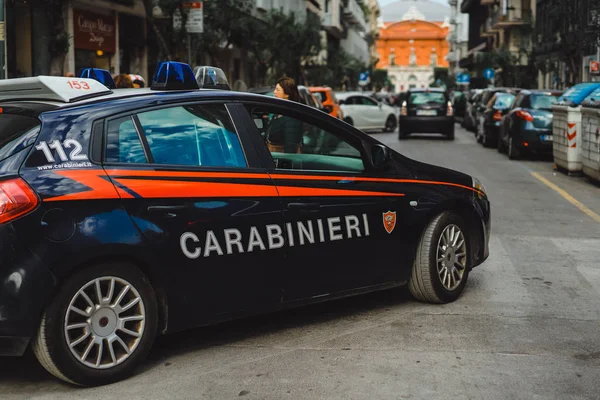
[80,68,116,89]
[151,61,199,91]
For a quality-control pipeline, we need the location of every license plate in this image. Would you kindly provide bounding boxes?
[417,110,437,116]
[541,134,553,141]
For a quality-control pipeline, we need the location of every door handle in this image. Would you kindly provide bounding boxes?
[287,202,321,212]
[147,205,187,212]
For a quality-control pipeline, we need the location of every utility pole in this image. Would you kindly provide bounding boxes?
[448,0,459,80]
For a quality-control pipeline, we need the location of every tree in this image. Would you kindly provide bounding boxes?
[250,9,323,85]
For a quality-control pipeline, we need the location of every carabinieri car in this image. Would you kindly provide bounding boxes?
[0,62,491,386]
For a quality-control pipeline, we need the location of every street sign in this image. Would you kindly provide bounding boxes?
[591,61,600,75]
[484,68,495,80]
[184,1,203,33]
[456,73,470,84]
[358,71,369,86]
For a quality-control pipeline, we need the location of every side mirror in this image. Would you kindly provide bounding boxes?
[371,144,390,170]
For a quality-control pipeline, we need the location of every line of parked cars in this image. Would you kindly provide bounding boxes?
[460,87,561,159]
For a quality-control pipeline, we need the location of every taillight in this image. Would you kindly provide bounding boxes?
[0,178,39,224]
[493,110,503,121]
[447,101,454,116]
[516,110,534,122]
[401,101,407,116]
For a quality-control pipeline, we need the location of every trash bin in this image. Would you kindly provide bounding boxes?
[552,82,600,174]
[580,91,600,182]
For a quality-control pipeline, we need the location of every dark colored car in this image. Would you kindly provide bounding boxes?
[0,62,490,387]
[475,88,520,137]
[249,85,323,110]
[462,89,483,132]
[498,90,562,159]
[450,90,467,120]
[399,88,455,139]
[476,91,517,147]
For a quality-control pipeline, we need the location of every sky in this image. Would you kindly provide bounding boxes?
[378,0,449,6]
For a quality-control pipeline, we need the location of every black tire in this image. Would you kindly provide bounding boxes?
[384,115,397,132]
[344,117,354,126]
[508,136,520,160]
[446,125,455,140]
[32,262,158,386]
[408,211,470,304]
[497,134,506,153]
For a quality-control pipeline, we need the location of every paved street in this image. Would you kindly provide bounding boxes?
[2,124,600,399]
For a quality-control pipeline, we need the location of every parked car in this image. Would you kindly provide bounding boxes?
[399,88,455,139]
[450,90,467,120]
[336,92,398,132]
[462,89,483,132]
[476,91,518,147]
[308,86,343,119]
[475,88,520,138]
[498,89,562,159]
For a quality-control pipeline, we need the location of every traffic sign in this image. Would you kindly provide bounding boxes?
[484,68,495,80]
[591,61,599,75]
[174,1,203,33]
[457,73,470,84]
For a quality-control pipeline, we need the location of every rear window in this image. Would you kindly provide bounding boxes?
[493,93,515,109]
[409,92,446,105]
[530,94,558,110]
[0,114,41,162]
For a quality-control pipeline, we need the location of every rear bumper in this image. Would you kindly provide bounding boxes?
[514,128,553,151]
[400,116,454,133]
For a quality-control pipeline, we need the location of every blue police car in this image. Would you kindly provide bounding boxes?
[0,62,491,386]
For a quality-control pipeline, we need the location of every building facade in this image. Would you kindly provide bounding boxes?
[6,0,148,80]
[376,5,450,92]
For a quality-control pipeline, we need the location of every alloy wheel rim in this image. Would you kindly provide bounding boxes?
[436,224,467,291]
[64,276,146,369]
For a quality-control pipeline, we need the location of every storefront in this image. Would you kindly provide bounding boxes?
[72,8,117,76]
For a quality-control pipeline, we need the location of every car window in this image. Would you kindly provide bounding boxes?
[530,94,557,110]
[360,96,378,106]
[312,91,326,103]
[106,116,148,163]
[493,93,515,109]
[107,104,247,168]
[408,92,446,105]
[247,106,365,173]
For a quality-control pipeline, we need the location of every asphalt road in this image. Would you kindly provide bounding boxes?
[2,124,600,399]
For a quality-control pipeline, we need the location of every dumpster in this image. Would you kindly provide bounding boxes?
[580,91,600,182]
[552,82,600,174]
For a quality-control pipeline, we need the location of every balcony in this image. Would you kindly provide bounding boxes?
[342,0,368,32]
[491,8,533,30]
[324,12,344,38]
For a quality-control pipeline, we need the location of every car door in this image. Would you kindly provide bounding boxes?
[503,92,526,145]
[100,101,285,330]
[359,95,387,129]
[239,101,409,301]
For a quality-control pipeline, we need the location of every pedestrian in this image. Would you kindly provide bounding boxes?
[114,74,133,88]
[264,77,304,153]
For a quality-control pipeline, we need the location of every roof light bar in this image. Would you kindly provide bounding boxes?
[80,68,117,89]
[151,61,199,91]
[0,76,112,103]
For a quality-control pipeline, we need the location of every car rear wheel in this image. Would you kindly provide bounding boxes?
[408,211,470,303]
[32,262,158,386]
[497,135,506,153]
[343,117,354,126]
[384,115,397,132]
[446,125,455,140]
[508,136,520,160]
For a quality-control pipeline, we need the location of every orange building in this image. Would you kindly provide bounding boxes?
[375,4,450,92]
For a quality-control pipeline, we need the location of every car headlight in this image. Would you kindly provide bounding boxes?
[472,177,487,196]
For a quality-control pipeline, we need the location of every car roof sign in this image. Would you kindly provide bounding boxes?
[151,61,199,91]
[80,68,117,89]
[0,76,112,103]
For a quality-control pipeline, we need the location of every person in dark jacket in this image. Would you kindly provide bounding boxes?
[265,77,304,153]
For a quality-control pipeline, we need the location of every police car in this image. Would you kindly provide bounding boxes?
[0,62,490,386]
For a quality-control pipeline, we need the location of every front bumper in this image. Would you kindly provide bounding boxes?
[400,116,454,133]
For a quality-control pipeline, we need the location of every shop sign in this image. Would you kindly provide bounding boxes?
[73,9,116,53]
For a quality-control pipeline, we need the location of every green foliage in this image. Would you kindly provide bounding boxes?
[306,44,367,89]
[370,69,388,91]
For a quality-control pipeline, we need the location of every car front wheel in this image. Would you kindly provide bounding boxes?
[384,115,397,132]
[408,211,470,303]
[32,262,158,386]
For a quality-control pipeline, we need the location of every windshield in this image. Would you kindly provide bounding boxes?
[494,93,515,109]
[409,92,446,105]
[530,94,558,110]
